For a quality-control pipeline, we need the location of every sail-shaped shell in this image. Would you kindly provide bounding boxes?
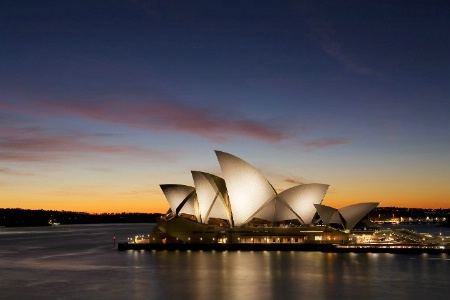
[279,184,329,224]
[315,202,379,230]
[251,196,300,222]
[338,202,379,230]
[160,184,199,220]
[191,171,231,224]
[314,204,338,225]
[215,150,276,226]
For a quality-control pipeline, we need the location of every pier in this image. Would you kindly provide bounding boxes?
[118,242,450,254]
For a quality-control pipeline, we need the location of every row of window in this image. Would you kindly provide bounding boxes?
[238,236,313,244]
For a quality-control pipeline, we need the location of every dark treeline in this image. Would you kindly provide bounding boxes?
[0,208,162,227]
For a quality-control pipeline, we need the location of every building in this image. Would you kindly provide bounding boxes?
[148,150,379,245]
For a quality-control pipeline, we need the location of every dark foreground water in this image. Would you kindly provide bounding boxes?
[1,223,450,300]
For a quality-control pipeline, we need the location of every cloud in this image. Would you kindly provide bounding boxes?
[29,100,288,143]
[301,138,352,151]
[0,127,165,162]
[309,19,377,76]
[1,98,287,142]
[88,167,114,173]
[0,168,33,176]
[284,178,305,185]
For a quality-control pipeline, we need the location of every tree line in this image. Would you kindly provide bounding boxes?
[0,208,162,227]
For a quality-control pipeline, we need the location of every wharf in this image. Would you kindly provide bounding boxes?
[118,242,334,252]
[117,242,450,254]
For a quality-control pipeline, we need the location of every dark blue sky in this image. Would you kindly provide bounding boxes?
[1,1,449,211]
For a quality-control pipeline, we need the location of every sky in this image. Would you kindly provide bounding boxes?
[1,0,449,213]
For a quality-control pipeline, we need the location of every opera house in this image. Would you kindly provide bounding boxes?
[141,150,380,246]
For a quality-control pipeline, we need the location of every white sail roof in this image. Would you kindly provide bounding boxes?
[314,204,338,225]
[250,195,300,223]
[338,202,379,230]
[159,184,199,220]
[279,184,329,225]
[215,150,276,226]
[315,202,379,230]
[191,171,231,224]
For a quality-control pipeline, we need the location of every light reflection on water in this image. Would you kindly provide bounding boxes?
[1,224,450,299]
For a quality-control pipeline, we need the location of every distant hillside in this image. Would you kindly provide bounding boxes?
[0,208,162,227]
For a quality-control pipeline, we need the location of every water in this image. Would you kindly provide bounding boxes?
[1,223,450,299]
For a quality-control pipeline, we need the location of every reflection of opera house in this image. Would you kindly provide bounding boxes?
[144,150,380,246]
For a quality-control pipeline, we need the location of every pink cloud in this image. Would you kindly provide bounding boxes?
[0,127,165,162]
[301,138,352,150]
[3,99,287,143]
[59,101,285,142]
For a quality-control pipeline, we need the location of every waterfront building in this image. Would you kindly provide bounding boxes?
[150,151,379,245]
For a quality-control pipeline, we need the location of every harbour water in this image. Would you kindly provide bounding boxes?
[1,223,450,299]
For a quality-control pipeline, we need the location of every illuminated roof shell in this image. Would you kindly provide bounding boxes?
[313,204,338,225]
[191,171,232,224]
[279,184,329,224]
[338,202,379,230]
[215,150,276,226]
[315,202,379,230]
[250,195,300,223]
[160,184,199,220]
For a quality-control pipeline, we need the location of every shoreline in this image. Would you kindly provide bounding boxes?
[117,242,450,254]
